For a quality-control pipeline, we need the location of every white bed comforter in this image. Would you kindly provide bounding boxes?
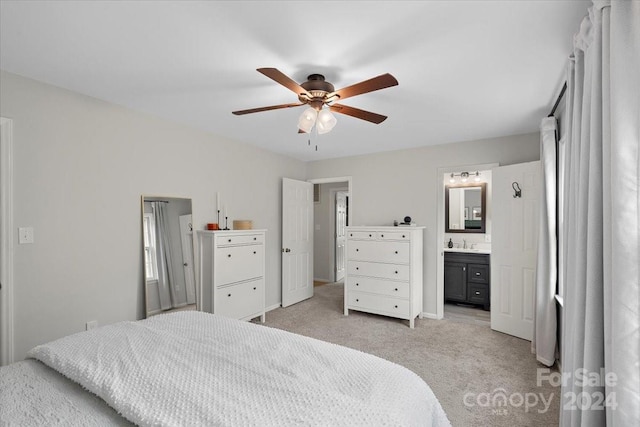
[28,311,450,426]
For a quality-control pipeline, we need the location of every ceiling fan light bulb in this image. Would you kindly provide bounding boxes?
[316,109,337,134]
[298,107,317,133]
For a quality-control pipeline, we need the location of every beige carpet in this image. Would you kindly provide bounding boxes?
[258,282,559,427]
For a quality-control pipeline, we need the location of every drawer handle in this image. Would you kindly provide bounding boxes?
[350,233,353,237]
[253,251,257,254]
[476,272,481,276]
[228,239,232,242]
[253,287,257,290]
[381,234,384,237]
[395,270,398,274]
[356,299,359,302]
[395,251,398,254]
[475,291,481,295]
[356,283,359,286]
[402,235,405,238]
[369,234,372,237]
[394,288,398,291]
[227,293,231,297]
[394,305,398,309]
[227,254,231,258]
[356,248,359,251]
[253,237,257,241]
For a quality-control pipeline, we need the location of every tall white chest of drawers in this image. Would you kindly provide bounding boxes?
[344,226,424,328]
[197,230,266,322]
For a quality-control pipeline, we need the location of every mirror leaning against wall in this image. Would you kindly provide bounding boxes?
[142,196,198,317]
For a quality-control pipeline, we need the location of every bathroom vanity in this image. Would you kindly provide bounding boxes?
[444,249,490,310]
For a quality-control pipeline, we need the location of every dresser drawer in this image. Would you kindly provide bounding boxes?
[347,240,410,264]
[468,264,490,284]
[215,278,264,320]
[346,276,410,298]
[348,291,410,317]
[347,231,376,240]
[215,244,263,284]
[348,261,409,281]
[216,233,264,246]
[376,231,410,241]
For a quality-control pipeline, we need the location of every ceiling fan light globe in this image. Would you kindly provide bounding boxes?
[316,109,337,134]
[298,107,317,133]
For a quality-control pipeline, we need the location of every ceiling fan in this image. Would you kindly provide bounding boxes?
[232,68,398,134]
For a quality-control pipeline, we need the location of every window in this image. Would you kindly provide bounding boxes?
[143,213,158,281]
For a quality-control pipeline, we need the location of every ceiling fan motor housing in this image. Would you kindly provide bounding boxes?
[299,74,336,108]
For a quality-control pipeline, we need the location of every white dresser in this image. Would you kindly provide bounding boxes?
[344,226,424,328]
[197,230,266,322]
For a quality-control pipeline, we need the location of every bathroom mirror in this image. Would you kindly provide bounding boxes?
[445,183,486,233]
[142,196,198,317]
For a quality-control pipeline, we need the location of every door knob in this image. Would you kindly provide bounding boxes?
[183,262,188,267]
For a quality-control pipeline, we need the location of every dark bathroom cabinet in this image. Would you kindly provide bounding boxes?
[444,252,490,310]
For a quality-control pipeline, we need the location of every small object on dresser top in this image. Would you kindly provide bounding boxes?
[448,238,453,248]
[207,223,219,230]
[233,220,253,230]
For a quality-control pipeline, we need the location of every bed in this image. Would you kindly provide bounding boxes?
[0,311,450,426]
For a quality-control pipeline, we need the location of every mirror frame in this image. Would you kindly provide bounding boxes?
[444,183,487,233]
[141,195,198,318]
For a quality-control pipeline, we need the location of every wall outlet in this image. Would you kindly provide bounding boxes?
[86,320,98,331]
[18,227,34,244]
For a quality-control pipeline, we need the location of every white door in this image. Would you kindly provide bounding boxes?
[335,191,347,282]
[491,161,540,340]
[282,178,314,307]
[179,214,196,305]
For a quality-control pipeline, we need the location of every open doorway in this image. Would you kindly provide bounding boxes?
[309,178,351,287]
[435,163,497,323]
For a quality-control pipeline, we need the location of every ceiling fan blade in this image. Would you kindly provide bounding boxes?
[257,68,309,96]
[330,73,398,101]
[330,104,388,124]
[232,103,304,115]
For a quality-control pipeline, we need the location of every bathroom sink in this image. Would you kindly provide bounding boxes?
[444,247,491,254]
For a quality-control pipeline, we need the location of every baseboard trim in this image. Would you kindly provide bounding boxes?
[422,312,442,320]
[265,303,281,312]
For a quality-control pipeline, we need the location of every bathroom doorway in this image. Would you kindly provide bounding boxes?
[436,163,498,321]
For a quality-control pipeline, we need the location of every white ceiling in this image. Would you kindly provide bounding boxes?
[0,1,588,161]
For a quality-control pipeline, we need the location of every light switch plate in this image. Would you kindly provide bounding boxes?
[18,227,34,244]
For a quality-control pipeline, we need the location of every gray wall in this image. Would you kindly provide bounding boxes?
[1,71,306,360]
[306,133,541,315]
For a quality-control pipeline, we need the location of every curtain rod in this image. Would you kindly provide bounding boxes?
[145,200,169,203]
[548,81,567,117]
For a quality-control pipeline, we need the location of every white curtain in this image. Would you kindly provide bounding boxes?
[533,117,557,367]
[560,1,639,426]
[153,202,177,310]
